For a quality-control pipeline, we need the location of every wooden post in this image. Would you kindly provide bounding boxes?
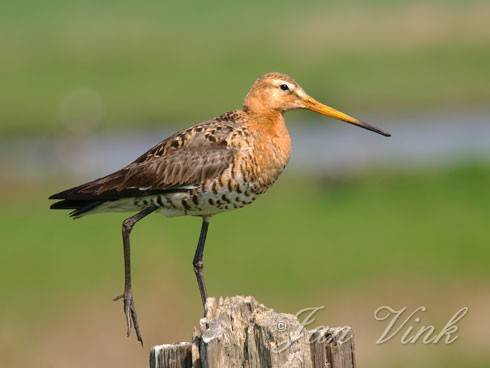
[150,296,355,368]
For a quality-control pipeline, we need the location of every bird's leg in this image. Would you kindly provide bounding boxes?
[113,205,157,345]
[193,216,210,307]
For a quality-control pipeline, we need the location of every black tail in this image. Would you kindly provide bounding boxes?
[50,199,103,218]
[48,172,124,218]
[48,168,162,218]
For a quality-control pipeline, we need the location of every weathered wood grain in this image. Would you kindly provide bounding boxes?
[150,342,193,368]
[150,296,355,368]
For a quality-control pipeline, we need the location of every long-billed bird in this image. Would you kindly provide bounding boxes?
[49,72,390,344]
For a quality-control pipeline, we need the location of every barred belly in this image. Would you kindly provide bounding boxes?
[141,157,282,217]
[154,187,258,217]
[93,176,261,217]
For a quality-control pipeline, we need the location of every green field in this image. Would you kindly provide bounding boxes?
[1,0,490,135]
[3,164,489,313]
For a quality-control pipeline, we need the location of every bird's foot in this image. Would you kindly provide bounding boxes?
[113,290,144,346]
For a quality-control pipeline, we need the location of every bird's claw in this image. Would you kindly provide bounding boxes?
[113,290,144,346]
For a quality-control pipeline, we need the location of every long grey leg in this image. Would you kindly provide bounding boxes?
[113,205,157,345]
[193,216,210,307]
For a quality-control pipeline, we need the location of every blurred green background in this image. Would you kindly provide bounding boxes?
[1,1,489,367]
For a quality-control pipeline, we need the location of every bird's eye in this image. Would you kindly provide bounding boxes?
[280,84,289,91]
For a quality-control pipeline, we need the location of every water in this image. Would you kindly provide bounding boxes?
[2,110,489,180]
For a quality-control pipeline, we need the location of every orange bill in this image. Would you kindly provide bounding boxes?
[303,96,391,137]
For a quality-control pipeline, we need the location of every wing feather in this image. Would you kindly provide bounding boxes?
[49,118,239,202]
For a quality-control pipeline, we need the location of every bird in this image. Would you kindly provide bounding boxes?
[49,72,390,344]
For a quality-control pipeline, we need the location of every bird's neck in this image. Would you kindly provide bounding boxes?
[243,108,288,137]
[244,109,292,180]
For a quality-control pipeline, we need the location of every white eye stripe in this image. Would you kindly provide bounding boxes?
[274,80,288,86]
[294,88,306,98]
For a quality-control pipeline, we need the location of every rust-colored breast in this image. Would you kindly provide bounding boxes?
[240,111,291,193]
[202,111,291,199]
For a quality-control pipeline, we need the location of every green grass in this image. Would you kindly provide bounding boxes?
[2,164,489,318]
[1,0,490,135]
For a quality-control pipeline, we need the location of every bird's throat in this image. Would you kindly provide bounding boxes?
[246,110,292,183]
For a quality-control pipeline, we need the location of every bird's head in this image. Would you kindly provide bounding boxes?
[244,72,390,137]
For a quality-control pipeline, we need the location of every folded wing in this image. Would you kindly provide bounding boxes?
[49,121,237,210]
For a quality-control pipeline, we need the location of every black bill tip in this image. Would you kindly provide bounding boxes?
[353,120,391,137]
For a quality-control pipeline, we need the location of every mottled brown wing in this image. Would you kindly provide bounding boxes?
[112,144,234,193]
[50,120,237,201]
